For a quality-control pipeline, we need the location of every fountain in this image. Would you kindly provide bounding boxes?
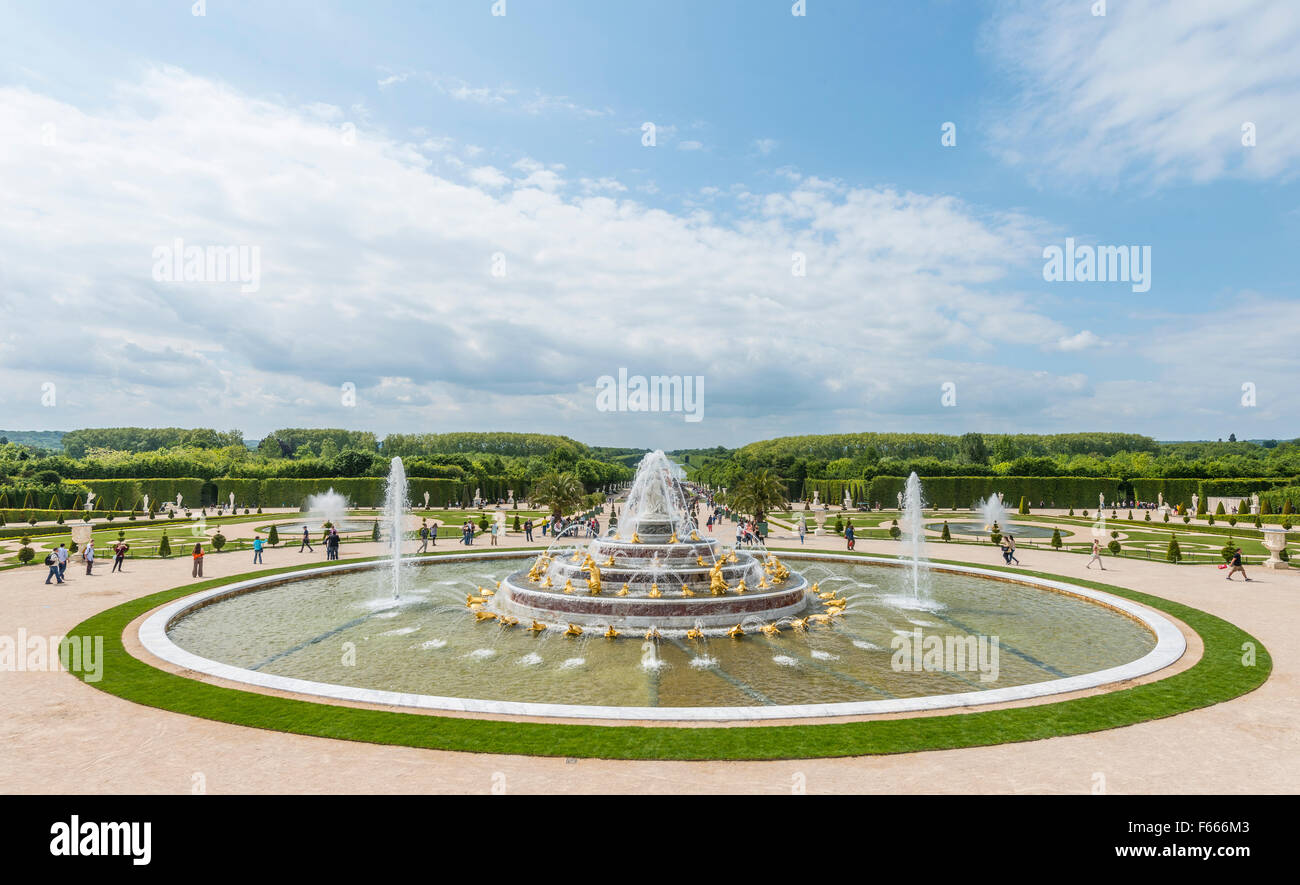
[978,493,1008,532]
[898,472,929,598]
[383,457,408,599]
[492,451,809,629]
[304,488,351,531]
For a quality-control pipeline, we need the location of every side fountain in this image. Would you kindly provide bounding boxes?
[383,457,408,599]
[492,451,810,630]
[898,472,929,599]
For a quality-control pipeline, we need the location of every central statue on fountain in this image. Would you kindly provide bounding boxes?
[488,450,813,632]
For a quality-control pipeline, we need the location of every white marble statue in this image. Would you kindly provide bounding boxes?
[229,492,235,509]
[142,494,150,513]
[1192,493,1199,514]
[84,491,96,511]
[1252,492,1260,515]
[176,493,183,508]
[423,491,430,508]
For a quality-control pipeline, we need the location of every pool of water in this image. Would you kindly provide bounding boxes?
[929,521,1061,540]
[165,557,1155,709]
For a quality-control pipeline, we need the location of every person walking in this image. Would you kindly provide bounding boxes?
[418,522,429,553]
[1226,548,1250,581]
[111,539,128,572]
[252,535,264,565]
[55,543,69,581]
[844,521,855,551]
[1005,534,1020,565]
[44,549,64,584]
[524,519,533,542]
[192,543,205,578]
[490,520,499,547]
[1086,538,1105,569]
[428,520,437,546]
[83,540,95,575]
[299,526,313,553]
[798,518,805,545]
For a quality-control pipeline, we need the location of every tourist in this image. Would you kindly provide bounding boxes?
[844,520,855,551]
[326,528,340,560]
[111,539,129,572]
[798,519,805,545]
[524,519,534,542]
[192,542,205,578]
[299,526,313,553]
[252,535,264,564]
[706,514,713,532]
[418,521,429,553]
[429,520,438,545]
[1005,534,1020,565]
[56,543,69,580]
[1086,538,1105,569]
[1226,548,1250,582]
[490,520,499,546]
[44,549,63,584]
[83,539,95,575]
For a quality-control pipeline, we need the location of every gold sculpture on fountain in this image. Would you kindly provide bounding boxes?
[528,620,546,634]
[564,623,584,637]
[727,624,745,639]
[648,583,662,599]
[644,627,662,641]
[604,625,620,640]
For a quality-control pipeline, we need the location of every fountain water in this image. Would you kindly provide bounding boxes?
[384,457,408,599]
[305,488,351,530]
[899,472,929,598]
[978,493,1008,532]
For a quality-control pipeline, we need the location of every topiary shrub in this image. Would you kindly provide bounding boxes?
[1166,535,1182,563]
[941,521,951,542]
[212,532,227,552]
[1215,501,1226,516]
[1068,508,1075,517]
[1127,511,1133,520]
[1228,516,1238,526]
[990,524,1002,546]
[267,525,279,546]
[1144,512,1152,522]
[1207,514,1215,525]
[371,521,380,542]
[889,524,901,540]
[18,544,35,565]
[1183,515,1191,524]
[158,532,172,558]
[1108,539,1121,555]
[1018,497,1029,515]
[513,514,522,532]
[1261,499,1273,516]
[833,514,844,534]
[1220,539,1236,563]
[478,514,490,532]
[1050,528,1062,549]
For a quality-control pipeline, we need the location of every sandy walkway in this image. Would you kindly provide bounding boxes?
[1,522,1295,794]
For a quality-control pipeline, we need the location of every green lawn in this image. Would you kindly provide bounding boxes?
[64,550,1270,761]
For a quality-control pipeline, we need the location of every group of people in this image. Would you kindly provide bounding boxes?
[297,526,342,560]
[43,539,132,584]
[735,520,765,548]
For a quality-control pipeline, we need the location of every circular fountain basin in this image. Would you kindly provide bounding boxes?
[930,521,1061,539]
[140,552,1184,721]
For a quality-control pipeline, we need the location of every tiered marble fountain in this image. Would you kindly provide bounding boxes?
[492,451,810,632]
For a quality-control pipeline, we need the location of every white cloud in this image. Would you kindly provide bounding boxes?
[985,0,1300,186]
[754,138,778,155]
[1056,330,1102,351]
[0,65,1286,442]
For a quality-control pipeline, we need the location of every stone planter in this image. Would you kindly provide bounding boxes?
[1261,527,1289,570]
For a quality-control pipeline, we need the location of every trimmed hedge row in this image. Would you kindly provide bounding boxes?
[802,476,1124,509]
[798,476,1299,511]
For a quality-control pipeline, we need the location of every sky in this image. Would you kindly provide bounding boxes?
[1,0,1297,449]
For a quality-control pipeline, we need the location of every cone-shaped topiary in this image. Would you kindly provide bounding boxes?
[371,521,380,542]
[212,532,227,552]
[267,525,279,546]
[1166,535,1182,563]
[1018,497,1029,515]
[1050,528,1062,549]
[941,521,951,542]
[1216,501,1226,515]
[1261,499,1273,515]
[158,532,172,558]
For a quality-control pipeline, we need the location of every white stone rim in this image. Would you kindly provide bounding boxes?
[138,551,1187,722]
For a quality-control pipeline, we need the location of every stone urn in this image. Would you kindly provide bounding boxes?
[1261,527,1290,570]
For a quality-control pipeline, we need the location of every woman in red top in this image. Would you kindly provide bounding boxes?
[192,543,205,578]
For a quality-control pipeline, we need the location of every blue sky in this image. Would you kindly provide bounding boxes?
[1,0,1297,447]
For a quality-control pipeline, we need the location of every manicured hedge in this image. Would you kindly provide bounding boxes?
[78,478,205,511]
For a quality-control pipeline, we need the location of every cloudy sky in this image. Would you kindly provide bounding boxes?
[1,0,1297,448]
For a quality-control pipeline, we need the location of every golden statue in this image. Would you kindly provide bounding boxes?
[790,616,810,632]
[587,564,602,595]
[644,627,662,641]
[474,611,498,622]
[681,584,695,597]
[686,627,704,641]
[499,616,519,628]
[466,594,486,606]
[604,625,620,640]
[734,579,747,594]
[563,578,576,594]
[760,622,780,636]
[528,620,546,634]
[478,586,495,597]
[648,584,662,599]
[564,623,584,637]
[696,555,706,567]
[690,530,700,542]
[727,624,745,639]
[632,532,641,544]
[618,584,630,596]
[669,531,679,544]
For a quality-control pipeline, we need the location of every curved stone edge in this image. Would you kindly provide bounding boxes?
[137,552,1186,722]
